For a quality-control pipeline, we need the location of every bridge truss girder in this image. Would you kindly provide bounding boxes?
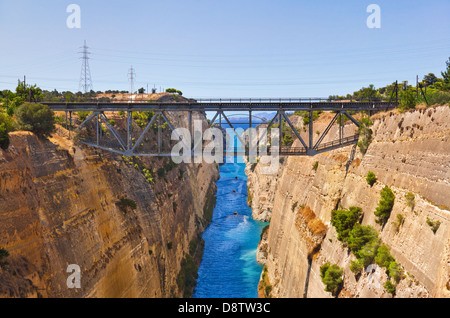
[66,108,362,157]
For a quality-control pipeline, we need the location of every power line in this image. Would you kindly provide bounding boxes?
[79,40,93,93]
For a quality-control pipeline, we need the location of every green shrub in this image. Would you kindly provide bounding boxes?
[0,123,10,150]
[366,171,377,187]
[384,280,396,296]
[0,112,15,132]
[405,192,415,210]
[350,260,364,275]
[388,261,404,283]
[399,89,417,111]
[426,217,441,234]
[331,206,363,242]
[374,186,395,226]
[392,214,405,232]
[347,224,379,256]
[356,239,380,266]
[320,263,344,295]
[0,112,15,150]
[15,103,55,137]
[116,198,137,213]
[157,167,166,178]
[312,161,319,171]
[357,116,373,155]
[0,247,9,269]
[282,134,294,146]
[77,111,91,121]
[177,254,198,297]
[375,244,395,268]
[0,247,9,260]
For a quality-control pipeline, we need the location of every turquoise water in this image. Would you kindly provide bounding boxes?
[193,156,268,298]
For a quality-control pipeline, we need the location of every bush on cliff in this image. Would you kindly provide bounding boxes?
[0,247,9,268]
[15,103,55,138]
[366,171,377,187]
[331,206,363,242]
[374,186,395,226]
[0,113,15,150]
[0,123,9,150]
[320,263,344,295]
[357,116,373,155]
[347,224,379,262]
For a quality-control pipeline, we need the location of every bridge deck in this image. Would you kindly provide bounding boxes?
[44,101,398,112]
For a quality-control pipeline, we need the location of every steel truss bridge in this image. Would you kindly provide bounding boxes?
[43,97,399,157]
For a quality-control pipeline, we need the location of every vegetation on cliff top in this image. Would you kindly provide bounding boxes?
[14,103,55,138]
[328,57,450,108]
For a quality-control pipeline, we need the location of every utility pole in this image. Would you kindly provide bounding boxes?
[128,66,135,101]
[79,40,93,93]
[416,75,419,98]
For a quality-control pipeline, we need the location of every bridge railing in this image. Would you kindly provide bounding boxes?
[315,134,359,151]
[194,97,329,103]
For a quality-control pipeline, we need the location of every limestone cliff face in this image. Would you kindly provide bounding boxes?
[248,105,450,298]
[0,117,219,297]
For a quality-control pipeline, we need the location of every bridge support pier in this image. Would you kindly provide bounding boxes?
[127,111,132,150]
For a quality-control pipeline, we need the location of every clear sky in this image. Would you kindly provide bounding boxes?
[0,0,449,98]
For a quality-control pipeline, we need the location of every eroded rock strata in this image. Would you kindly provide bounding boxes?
[0,110,219,298]
[247,105,450,298]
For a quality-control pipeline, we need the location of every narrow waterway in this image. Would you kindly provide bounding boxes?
[193,155,268,298]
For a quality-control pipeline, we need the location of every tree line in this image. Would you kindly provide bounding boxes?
[328,57,450,110]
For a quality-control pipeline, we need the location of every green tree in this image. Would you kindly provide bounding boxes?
[14,103,55,138]
[442,57,450,84]
[350,260,364,275]
[0,247,9,268]
[423,73,438,87]
[375,244,395,268]
[320,263,344,295]
[0,123,10,150]
[374,186,395,226]
[388,261,404,283]
[399,89,416,111]
[331,206,363,242]
[384,280,396,296]
[356,239,380,266]
[357,116,373,155]
[0,113,15,150]
[346,224,379,255]
[366,171,377,187]
[282,134,294,146]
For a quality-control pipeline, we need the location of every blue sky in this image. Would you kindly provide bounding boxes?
[0,0,449,98]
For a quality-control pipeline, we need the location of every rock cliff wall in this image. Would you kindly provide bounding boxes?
[247,105,450,298]
[0,112,219,298]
